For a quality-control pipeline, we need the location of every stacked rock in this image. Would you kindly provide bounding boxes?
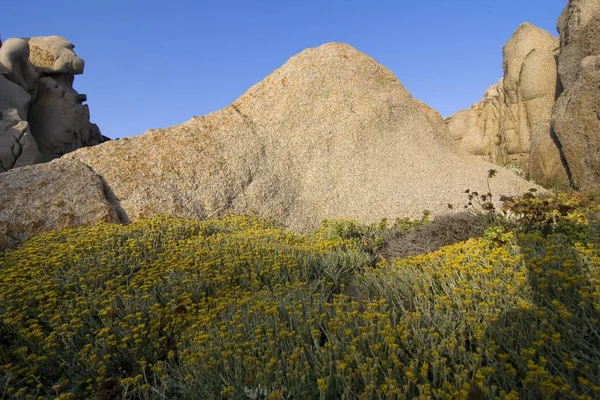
[0,35,105,172]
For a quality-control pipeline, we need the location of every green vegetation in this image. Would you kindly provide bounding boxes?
[1,191,599,399]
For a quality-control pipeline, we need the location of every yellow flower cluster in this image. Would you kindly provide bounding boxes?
[0,207,598,399]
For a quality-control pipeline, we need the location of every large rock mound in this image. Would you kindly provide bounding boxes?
[1,43,540,248]
[446,23,569,187]
[0,36,105,172]
[552,0,600,190]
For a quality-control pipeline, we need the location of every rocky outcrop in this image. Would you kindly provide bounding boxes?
[552,0,600,190]
[0,35,104,172]
[446,82,504,158]
[27,36,85,76]
[0,43,541,249]
[446,23,569,187]
[0,158,119,249]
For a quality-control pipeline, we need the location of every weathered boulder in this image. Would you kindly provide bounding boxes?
[0,158,119,249]
[447,23,569,187]
[0,35,104,172]
[552,0,600,190]
[27,36,85,75]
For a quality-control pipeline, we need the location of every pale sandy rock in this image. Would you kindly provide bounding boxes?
[500,23,558,162]
[28,75,103,162]
[55,43,541,234]
[447,23,568,186]
[446,82,504,158]
[415,99,450,138]
[521,49,569,186]
[27,36,85,75]
[558,0,600,37]
[503,23,558,101]
[0,158,118,249]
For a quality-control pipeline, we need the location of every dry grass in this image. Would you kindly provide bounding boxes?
[380,212,492,259]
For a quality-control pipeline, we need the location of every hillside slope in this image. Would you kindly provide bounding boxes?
[1,43,540,248]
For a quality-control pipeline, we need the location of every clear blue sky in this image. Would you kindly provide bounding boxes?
[3,0,566,139]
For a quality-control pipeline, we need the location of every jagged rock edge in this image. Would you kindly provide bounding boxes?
[79,161,129,224]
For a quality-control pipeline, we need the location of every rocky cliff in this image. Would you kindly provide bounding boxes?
[552,0,600,191]
[446,23,568,187]
[446,0,600,191]
[0,35,105,172]
[0,43,540,249]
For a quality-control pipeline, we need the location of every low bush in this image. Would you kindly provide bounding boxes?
[0,194,598,399]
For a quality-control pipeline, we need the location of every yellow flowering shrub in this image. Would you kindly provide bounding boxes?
[0,195,598,399]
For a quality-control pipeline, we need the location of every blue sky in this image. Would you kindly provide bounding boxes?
[4,0,566,139]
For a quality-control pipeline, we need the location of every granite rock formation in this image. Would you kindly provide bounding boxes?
[0,35,104,172]
[446,23,569,187]
[552,0,600,190]
[0,158,118,249]
[0,43,541,249]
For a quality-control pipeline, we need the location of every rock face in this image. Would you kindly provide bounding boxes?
[446,23,569,187]
[552,0,600,190]
[556,0,600,90]
[29,75,102,162]
[415,99,451,139]
[0,43,541,249]
[0,158,119,249]
[0,35,104,172]
[0,105,40,171]
[27,36,85,76]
